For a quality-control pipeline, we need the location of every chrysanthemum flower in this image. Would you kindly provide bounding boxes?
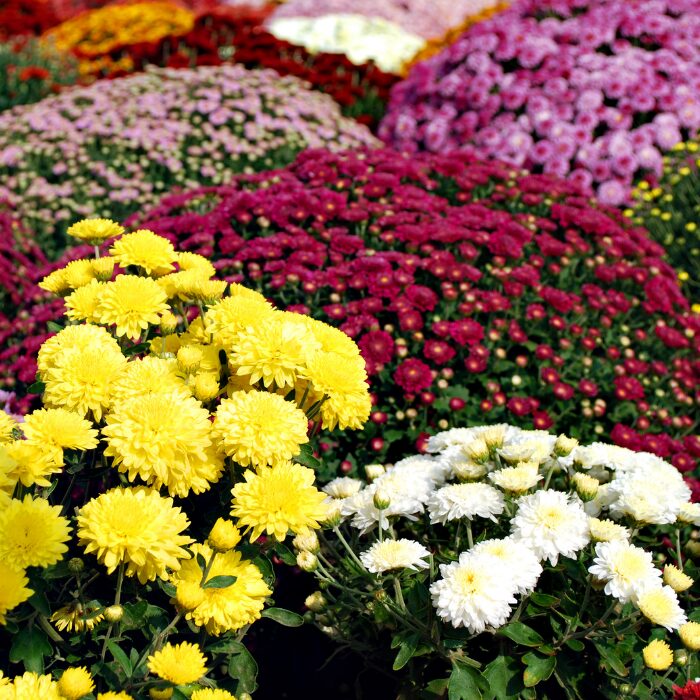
[3,440,62,488]
[172,543,271,635]
[231,462,328,542]
[0,495,71,570]
[678,502,700,526]
[177,252,216,277]
[57,667,95,700]
[50,601,104,633]
[588,517,630,543]
[0,412,17,444]
[204,294,275,346]
[427,482,505,524]
[91,256,115,281]
[95,275,169,340]
[110,356,190,404]
[230,313,315,390]
[39,268,70,295]
[642,639,673,671]
[157,269,212,300]
[302,316,362,359]
[0,562,33,624]
[360,538,430,573]
[4,672,62,699]
[634,584,687,631]
[511,489,590,564]
[77,487,193,583]
[471,538,543,595]
[207,518,241,553]
[191,690,237,700]
[62,259,98,290]
[664,565,694,593]
[679,621,700,651]
[213,391,309,468]
[430,551,517,632]
[96,692,134,700]
[110,229,176,274]
[147,642,207,685]
[588,541,661,603]
[64,279,105,322]
[68,218,124,243]
[103,391,222,497]
[488,462,542,493]
[323,477,363,499]
[21,408,98,462]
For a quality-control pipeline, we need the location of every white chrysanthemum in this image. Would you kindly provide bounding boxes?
[588,517,630,542]
[427,483,504,524]
[572,443,641,473]
[678,502,700,526]
[511,490,590,564]
[608,461,690,525]
[430,552,517,632]
[426,424,517,453]
[360,538,430,573]
[582,483,618,517]
[391,454,450,486]
[323,477,363,500]
[634,583,688,631]
[440,445,490,480]
[498,431,555,464]
[588,541,661,603]
[488,462,543,493]
[471,538,543,595]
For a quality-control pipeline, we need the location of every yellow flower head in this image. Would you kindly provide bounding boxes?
[187,279,228,305]
[171,543,271,635]
[3,440,61,488]
[62,259,97,290]
[174,580,206,613]
[147,641,208,685]
[0,562,33,624]
[95,275,169,340]
[67,218,124,243]
[21,408,98,461]
[156,269,211,300]
[110,229,176,275]
[97,693,134,700]
[191,690,237,700]
[4,672,61,699]
[50,601,104,633]
[0,412,17,443]
[642,639,673,670]
[111,356,190,405]
[64,279,105,323]
[192,372,220,403]
[636,585,687,631]
[231,462,328,542]
[0,495,71,570]
[207,518,241,553]
[679,621,700,651]
[92,256,116,281]
[77,486,194,583]
[212,391,309,468]
[303,316,362,358]
[103,391,223,497]
[177,252,216,277]
[57,667,95,700]
[664,565,694,593]
[39,268,70,295]
[204,293,275,347]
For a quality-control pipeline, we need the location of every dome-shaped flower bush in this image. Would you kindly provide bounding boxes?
[0,148,671,484]
[0,65,378,254]
[380,0,700,205]
[631,140,700,298]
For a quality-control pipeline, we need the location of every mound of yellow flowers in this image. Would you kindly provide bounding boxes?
[0,218,370,697]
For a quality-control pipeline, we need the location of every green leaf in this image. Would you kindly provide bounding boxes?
[47,321,63,333]
[564,639,585,652]
[196,552,207,571]
[107,640,132,676]
[202,575,238,589]
[522,652,556,688]
[271,542,297,566]
[9,625,52,673]
[27,381,45,394]
[261,607,304,627]
[482,656,522,700]
[295,443,320,469]
[497,622,545,647]
[393,633,420,671]
[593,642,629,677]
[227,643,258,695]
[530,593,559,608]
[449,661,485,700]
[28,591,51,617]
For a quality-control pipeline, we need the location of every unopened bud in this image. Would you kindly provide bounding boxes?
[208,518,241,553]
[91,257,115,281]
[464,438,489,464]
[305,592,327,612]
[554,434,578,457]
[663,564,694,593]
[103,605,123,623]
[159,310,178,335]
[674,649,689,667]
[193,372,220,402]
[373,488,391,510]
[292,531,320,553]
[68,557,84,575]
[322,500,343,528]
[149,689,174,699]
[365,464,385,481]
[572,472,599,502]
[177,345,203,374]
[297,551,318,572]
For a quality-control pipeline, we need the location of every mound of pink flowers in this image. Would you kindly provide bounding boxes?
[380,0,700,205]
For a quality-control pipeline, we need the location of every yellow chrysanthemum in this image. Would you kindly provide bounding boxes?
[147,641,208,685]
[0,562,33,624]
[156,269,210,300]
[21,408,98,463]
[57,667,95,700]
[3,441,61,488]
[204,294,275,346]
[111,356,190,405]
[636,585,687,631]
[0,445,19,495]
[2,672,62,699]
[103,391,223,497]
[62,259,97,290]
[50,601,104,633]
[208,518,241,553]
[212,392,309,468]
[231,462,328,542]
[187,279,228,304]
[39,268,70,295]
[302,316,362,358]
[0,412,17,443]
[95,275,169,340]
[37,324,121,378]
[110,229,176,275]
[96,693,134,700]
[664,565,694,593]
[67,218,124,243]
[43,345,127,421]
[642,639,673,670]
[230,313,318,390]
[177,252,216,277]
[191,690,237,700]
[0,495,71,570]
[64,279,105,322]
[92,256,116,281]
[77,486,194,583]
[679,621,700,650]
[172,543,271,635]
[305,352,370,431]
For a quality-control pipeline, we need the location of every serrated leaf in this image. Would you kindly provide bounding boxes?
[483,656,522,700]
[522,652,556,688]
[449,661,485,700]
[393,633,420,671]
[261,607,303,627]
[9,625,51,673]
[203,575,238,589]
[497,622,545,647]
[227,643,258,695]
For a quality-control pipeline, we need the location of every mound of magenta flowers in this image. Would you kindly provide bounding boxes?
[631,140,700,298]
[0,219,370,697]
[0,64,378,256]
[380,0,700,205]
[299,424,700,697]
[125,148,700,481]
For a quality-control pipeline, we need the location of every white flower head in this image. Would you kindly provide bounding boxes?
[572,443,639,473]
[489,462,542,493]
[511,489,590,564]
[430,552,517,633]
[634,583,688,631]
[360,538,430,574]
[471,538,543,595]
[678,502,700,526]
[588,517,630,543]
[323,477,364,500]
[588,541,661,603]
[427,483,505,524]
[392,454,450,486]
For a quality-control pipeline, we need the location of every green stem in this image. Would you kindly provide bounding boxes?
[333,526,366,571]
[676,528,683,568]
[200,551,218,585]
[100,563,125,663]
[466,520,474,549]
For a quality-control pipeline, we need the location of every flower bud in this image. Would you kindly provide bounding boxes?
[674,649,689,667]
[296,551,318,572]
[91,257,115,281]
[175,580,205,612]
[373,488,391,510]
[305,591,327,612]
[322,500,343,528]
[103,604,123,623]
[208,518,241,553]
[572,472,599,502]
[364,464,385,481]
[464,438,489,464]
[57,667,95,700]
[193,372,220,402]
[643,639,673,670]
[177,345,203,374]
[292,531,320,553]
[68,557,85,575]
[680,621,700,651]
[159,310,178,335]
[554,434,578,457]
[149,689,174,699]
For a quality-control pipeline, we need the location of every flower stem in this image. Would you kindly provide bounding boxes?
[332,526,366,571]
[100,563,125,663]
